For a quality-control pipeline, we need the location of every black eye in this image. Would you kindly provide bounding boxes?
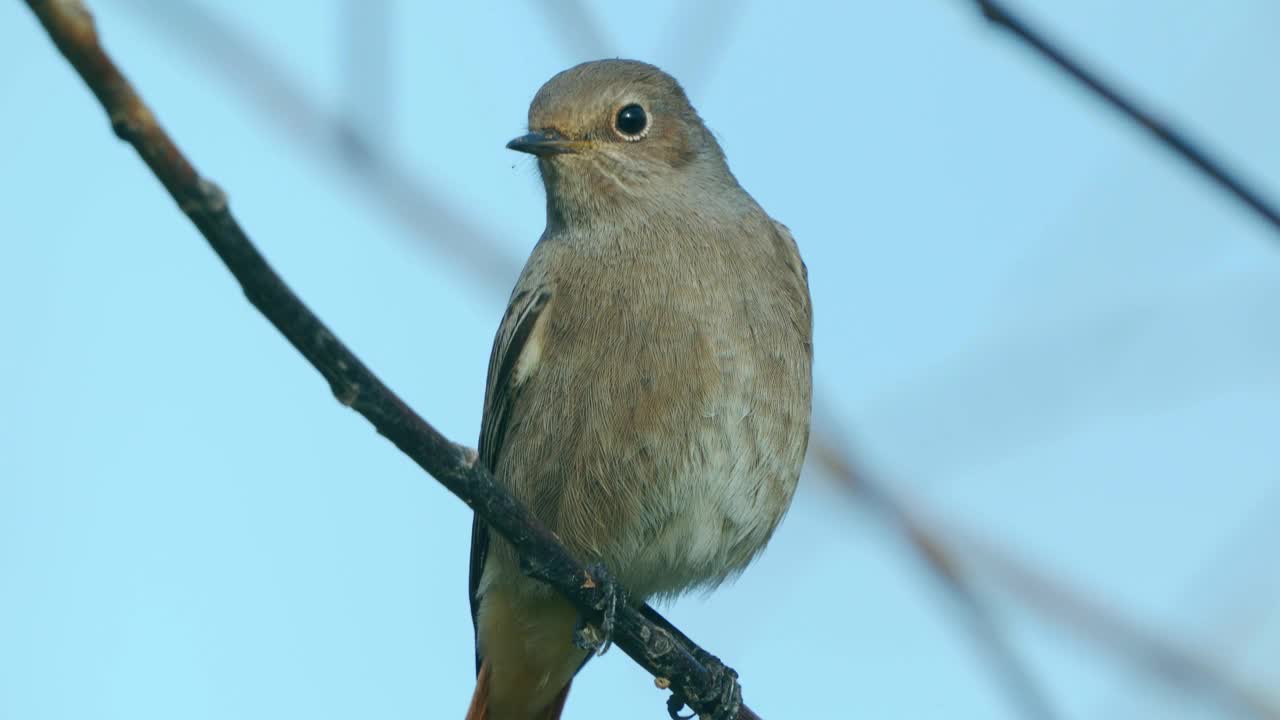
[615,104,648,138]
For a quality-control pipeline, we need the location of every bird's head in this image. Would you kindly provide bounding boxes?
[508,60,736,226]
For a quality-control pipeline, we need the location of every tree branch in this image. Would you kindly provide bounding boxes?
[20,1,759,718]
[966,0,1280,235]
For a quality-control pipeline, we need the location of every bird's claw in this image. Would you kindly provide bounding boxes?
[666,694,695,720]
[665,652,742,720]
[572,562,622,656]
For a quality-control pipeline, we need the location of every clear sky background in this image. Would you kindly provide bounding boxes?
[2,1,1279,718]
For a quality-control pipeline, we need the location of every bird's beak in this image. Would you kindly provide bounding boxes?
[506,129,586,157]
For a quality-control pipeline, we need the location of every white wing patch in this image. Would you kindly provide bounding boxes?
[512,313,546,387]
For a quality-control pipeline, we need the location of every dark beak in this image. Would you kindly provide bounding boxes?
[506,129,585,157]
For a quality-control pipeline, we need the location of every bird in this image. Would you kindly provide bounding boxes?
[466,59,812,720]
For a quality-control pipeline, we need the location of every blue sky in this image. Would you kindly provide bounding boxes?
[2,1,1278,718]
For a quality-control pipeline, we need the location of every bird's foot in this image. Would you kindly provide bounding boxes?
[572,562,624,656]
[666,651,742,720]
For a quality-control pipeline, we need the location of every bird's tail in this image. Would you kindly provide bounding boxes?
[463,659,492,720]
[464,659,572,720]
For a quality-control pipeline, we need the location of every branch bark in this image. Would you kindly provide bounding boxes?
[21,1,760,718]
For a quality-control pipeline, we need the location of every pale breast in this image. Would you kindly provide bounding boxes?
[493,216,812,601]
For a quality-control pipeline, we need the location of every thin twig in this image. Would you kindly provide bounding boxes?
[21,2,756,717]
[966,0,1280,235]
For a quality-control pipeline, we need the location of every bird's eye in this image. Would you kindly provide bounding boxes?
[615,104,648,139]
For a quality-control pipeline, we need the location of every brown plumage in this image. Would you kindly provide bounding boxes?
[466,59,813,720]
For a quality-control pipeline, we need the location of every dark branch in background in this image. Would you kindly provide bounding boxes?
[21,2,755,718]
[966,0,1280,235]
[96,3,1280,719]
[109,0,521,294]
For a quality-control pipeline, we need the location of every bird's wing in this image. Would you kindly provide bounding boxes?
[470,285,552,673]
[770,220,814,348]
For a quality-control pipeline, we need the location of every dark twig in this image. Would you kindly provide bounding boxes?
[21,2,755,718]
[966,0,1280,235]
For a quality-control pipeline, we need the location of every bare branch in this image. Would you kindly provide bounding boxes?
[20,1,757,717]
[965,0,1280,235]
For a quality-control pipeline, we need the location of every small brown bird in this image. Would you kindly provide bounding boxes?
[466,59,812,720]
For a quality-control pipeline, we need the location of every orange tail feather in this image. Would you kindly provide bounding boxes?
[464,659,492,720]
[464,659,572,720]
